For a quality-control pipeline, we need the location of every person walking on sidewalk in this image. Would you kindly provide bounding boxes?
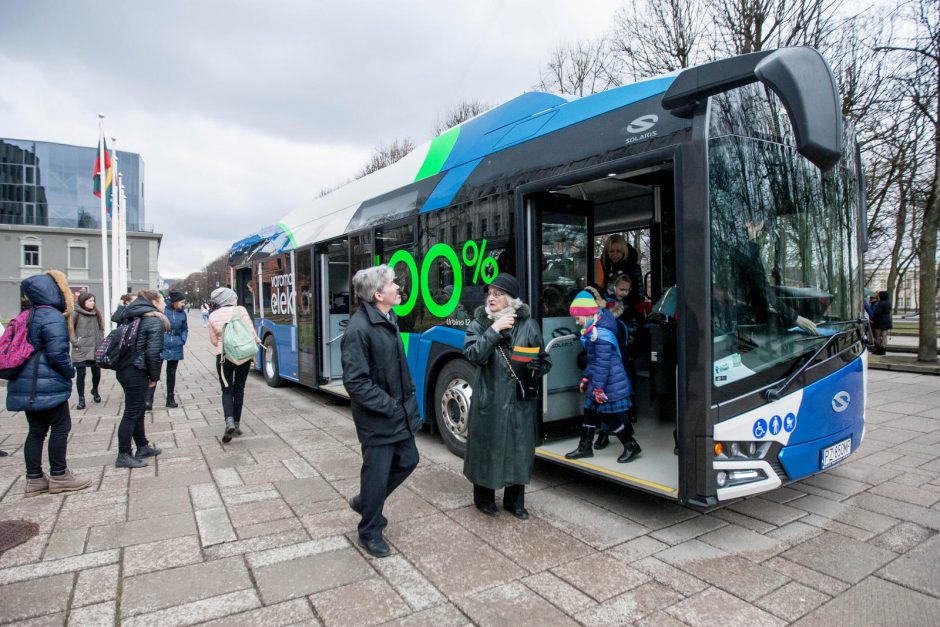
[7,270,91,496]
[463,273,550,520]
[871,291,893,355]
[69,292,104,410]
[146,290,188,409]
[114,290,167,468]
[207,287,261,443]
[201,302,210,327]
[341,265,421,558]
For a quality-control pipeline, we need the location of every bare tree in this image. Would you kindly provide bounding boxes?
[878,0,940,362]
[536,38,621,96]
[432,100,491,136]
[355,138,416,179]
[610,0,709,81]
[712,0,842,55]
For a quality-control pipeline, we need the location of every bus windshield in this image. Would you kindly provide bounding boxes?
[708,85,861,395]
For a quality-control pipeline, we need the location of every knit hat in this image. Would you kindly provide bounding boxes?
[210,287,237,307]
[569,290,600,317]
[488,273,520,299]
[168,290,186,304]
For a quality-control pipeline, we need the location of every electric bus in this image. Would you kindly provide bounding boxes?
[228,48,867,508]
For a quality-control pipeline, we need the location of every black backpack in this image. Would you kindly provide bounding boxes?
[95,318,141,370]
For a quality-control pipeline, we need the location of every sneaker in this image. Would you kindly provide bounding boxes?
[222,417,236,443]
[234,423,243,436]
[24,475,49,497]
[115,453,148,469]
[48,469,91,494]
[134,444,162,459]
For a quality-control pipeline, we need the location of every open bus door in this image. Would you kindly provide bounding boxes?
[523,167,681,500]
[316,238,351,397]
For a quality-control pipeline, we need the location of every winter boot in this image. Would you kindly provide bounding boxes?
[24,475,49,497]
[92,388,101,403]
[222,417,236,443]
[565,426,596,459]
[166,396,179,408]
[615,430,642,463]
[48,469,92,494]
[594,430,610,450]
[233,422,243,437]
[76,396,86,410]
[115,453,148,469]
[135,444,162,459]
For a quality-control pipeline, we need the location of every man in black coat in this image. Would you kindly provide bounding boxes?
[341,265,420,558]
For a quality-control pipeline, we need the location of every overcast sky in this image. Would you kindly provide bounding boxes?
[1,1,624,278]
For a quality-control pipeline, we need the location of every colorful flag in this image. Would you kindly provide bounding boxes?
[510,345,540,363]
[92,137,113,212]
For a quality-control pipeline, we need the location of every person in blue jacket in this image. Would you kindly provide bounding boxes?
[565,289,641,463]
[146,290,188,409]
[7,270,91,496]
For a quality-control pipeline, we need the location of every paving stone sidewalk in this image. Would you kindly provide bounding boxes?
[1,312,938,626]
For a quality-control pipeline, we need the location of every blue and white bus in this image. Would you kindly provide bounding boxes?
[228,48,867,508]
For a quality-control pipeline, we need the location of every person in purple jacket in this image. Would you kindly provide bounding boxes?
[565,290,641,463]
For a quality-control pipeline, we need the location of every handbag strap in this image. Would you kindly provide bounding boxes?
[496,345,522,382]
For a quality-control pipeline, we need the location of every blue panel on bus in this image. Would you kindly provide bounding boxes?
[421,159,483,213]
[777,355,865,480]
[411,327,468,421]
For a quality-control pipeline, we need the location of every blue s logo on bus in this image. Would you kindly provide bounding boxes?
[831,391,851,413]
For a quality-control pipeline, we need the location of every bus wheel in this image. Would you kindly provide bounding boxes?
[434,360,473,458]
[263,336,283,387]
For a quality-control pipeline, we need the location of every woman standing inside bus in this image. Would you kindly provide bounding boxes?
[463,274,550,520]
[69,292,104,410]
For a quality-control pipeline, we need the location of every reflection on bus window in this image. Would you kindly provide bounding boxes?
[709,85,860,393]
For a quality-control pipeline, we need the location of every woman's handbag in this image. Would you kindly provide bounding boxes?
[497,345,539,401]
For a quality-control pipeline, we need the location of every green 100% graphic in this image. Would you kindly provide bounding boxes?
[375,239,498,318]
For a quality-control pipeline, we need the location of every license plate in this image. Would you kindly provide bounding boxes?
[821,438,852,469]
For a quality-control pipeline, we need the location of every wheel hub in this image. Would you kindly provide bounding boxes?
[440,377,471,442]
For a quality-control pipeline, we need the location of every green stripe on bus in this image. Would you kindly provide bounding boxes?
[277,222,297,250]
[400,332,410,356]
[414,127,460,182]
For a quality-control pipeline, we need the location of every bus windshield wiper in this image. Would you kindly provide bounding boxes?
[763,326,858,401]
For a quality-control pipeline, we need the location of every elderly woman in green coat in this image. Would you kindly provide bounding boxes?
[463,273,550,520]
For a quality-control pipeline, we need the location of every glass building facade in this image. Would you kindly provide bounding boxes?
[0,138,146,231]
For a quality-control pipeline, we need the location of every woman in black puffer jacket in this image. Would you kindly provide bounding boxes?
[114,290,169,468]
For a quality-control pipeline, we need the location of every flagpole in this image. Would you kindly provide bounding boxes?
[118,177,127,303]
[97,115,112,326]
[110,138,121,314]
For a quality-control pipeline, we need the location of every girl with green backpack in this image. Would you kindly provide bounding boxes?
[207,287,261,443]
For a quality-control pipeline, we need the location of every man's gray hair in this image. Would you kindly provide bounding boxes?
[352,265,396,304]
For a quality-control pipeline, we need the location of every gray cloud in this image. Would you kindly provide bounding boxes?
[1,0,619,277]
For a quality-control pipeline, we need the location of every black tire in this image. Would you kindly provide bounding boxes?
[262,335,283,387]
[433,359,475,458]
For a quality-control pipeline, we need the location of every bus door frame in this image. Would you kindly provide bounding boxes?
[314,236,351,386]
[513,147,708,503]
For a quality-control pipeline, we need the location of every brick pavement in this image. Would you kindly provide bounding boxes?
[0,312,938,626]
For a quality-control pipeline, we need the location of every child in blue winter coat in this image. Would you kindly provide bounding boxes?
[565,290,641,463]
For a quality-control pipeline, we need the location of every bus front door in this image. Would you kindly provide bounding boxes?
[527,193,594,428]
[316,238,351,396]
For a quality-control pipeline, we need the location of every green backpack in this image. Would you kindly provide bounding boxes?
[222,307,257,366]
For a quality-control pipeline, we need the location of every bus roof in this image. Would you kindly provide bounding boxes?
[231,73,676,262]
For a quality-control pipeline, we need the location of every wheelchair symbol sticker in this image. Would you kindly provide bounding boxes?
[769,415,782,436]
[784,413,797,433]
[753,418,768,439]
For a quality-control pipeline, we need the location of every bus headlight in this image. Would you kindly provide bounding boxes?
[716,467,766,488]
[715,441,770,460]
